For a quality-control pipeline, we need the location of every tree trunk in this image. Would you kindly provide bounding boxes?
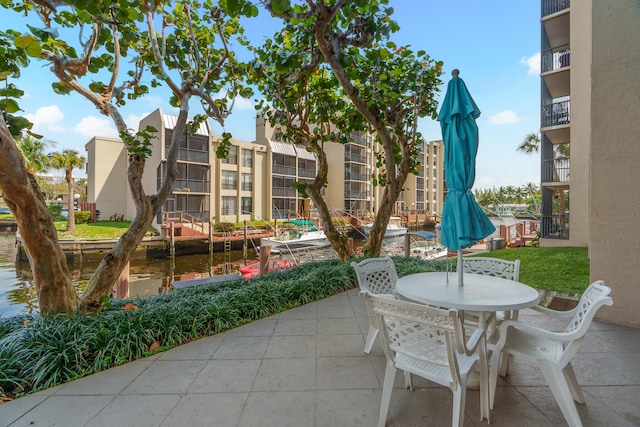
[0,118,78,314]
[66,170,76,232]
[306,146,352,261]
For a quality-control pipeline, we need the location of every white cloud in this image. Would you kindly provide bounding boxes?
[521,52,540,76]
[232,95,257,111]
[74,116,119,138]
[125,112,150,130]
[489,110,520,125]
[24,105,66,133]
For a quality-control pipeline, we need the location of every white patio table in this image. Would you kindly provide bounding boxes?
[395,272,541,329]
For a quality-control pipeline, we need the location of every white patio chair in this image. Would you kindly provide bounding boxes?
[489,280,613,427]
[350,256,400,353]
[462,256,521,373]
[364,293,490,427]
[462,257,521,322]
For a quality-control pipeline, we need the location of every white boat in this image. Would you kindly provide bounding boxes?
[410,240,448,260]
[362,216,407,238]
[260,220,330,254]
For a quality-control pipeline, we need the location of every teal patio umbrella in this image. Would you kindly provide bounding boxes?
[437,69,495,286]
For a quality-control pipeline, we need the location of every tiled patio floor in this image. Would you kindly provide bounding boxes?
[1,288,639,426]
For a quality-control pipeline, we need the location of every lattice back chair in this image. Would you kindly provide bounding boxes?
[462,257,522,373]
[351,256,401,353]
[489,281,613,427]
[364,293,490,427]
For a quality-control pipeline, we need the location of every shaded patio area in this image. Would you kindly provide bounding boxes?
[1,288,639,426]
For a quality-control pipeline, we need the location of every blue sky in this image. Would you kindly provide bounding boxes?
[1,1,541,189]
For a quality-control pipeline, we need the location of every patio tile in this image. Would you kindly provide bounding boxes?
[121,360,206,395]
[225,318,277,337]
[317,317,362,335]
[316,356,379,390]
[86,394,180,427]
[187,359,261,393]
[212,336,269,359]
[0,395,48,427]
[276,304,317,320]
[319,294,352,306]
[160,393,248,427]
[252,358,315,391]
[264,335,316,358]
[5,395,114,427]
[157,336,222,360]
[54,359,154,395]
[584,385,640,426]
[489,387,552,426]
[237,391,315,427]
[386,387,473,427]
[317,333,366,357]
[316,303,356,319]
[315,389,381,427]
[273,318,317,336]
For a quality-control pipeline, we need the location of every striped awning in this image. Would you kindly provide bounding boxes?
[269,140,297,156]
[294,145,316,160]
[162,113,209,135]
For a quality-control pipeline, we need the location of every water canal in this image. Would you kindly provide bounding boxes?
[0,233,407,317]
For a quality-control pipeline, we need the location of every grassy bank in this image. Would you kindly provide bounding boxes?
[0,249,591,401]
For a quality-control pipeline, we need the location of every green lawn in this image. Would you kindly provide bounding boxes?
[468,246,589,294]
[54,220,159,239]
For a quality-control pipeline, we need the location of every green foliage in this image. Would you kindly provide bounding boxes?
[467,247,590,294]
[213,221,235,232]
[48,205,62,217]
[74,211,92,224]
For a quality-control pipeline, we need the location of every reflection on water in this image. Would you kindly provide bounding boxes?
[0,234,407,316]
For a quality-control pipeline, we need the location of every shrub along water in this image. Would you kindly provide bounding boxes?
[0,257,447,400]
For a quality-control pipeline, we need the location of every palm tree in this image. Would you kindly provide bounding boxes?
[50,149,86,232]
[517,132,540,155]
[18,136,53,175]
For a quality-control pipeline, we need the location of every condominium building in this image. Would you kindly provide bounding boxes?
[539,0,640,327]
[86,110,445,229]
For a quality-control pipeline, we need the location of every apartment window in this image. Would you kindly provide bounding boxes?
[241,173,252,191]
[221,170,237,190]
[222,145,238,164]
[241,197,253,215]
[241,149,253,168]
[221,196,236,215]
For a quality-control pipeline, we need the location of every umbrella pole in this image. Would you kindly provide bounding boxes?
[457,249,463,286]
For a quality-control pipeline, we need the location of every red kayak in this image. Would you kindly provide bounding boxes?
[238,259,297,279]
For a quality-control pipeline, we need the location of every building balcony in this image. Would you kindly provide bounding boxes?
[344,153,368,164]
[542,159,570,183]
[298,168,316,178]
[273,165,297,176]
[542,0,569,17]
[541,214,569,239]
[345,172,369,181]
[273,187,297,197]
[542,100,570,128]
[166,148,209,164]
[542,44,570,73]
[173,179,210,193]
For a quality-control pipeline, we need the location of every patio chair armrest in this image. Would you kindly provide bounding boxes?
[498,319,571,344]
[451,309,486,356]
[531,304,577,318]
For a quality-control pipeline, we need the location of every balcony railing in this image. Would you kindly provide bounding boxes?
[345,172,368,181]
[543,159,570,182]
[173,179,210,193]
[542,0,569,17]
[273,187,297,197]
[273,165,297,176]
[541,214,569,239]
[344,153,367,163]
[298,168,316,178]
[165,147,209,164]
[542,44,570,73]
[542,100,570,127]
